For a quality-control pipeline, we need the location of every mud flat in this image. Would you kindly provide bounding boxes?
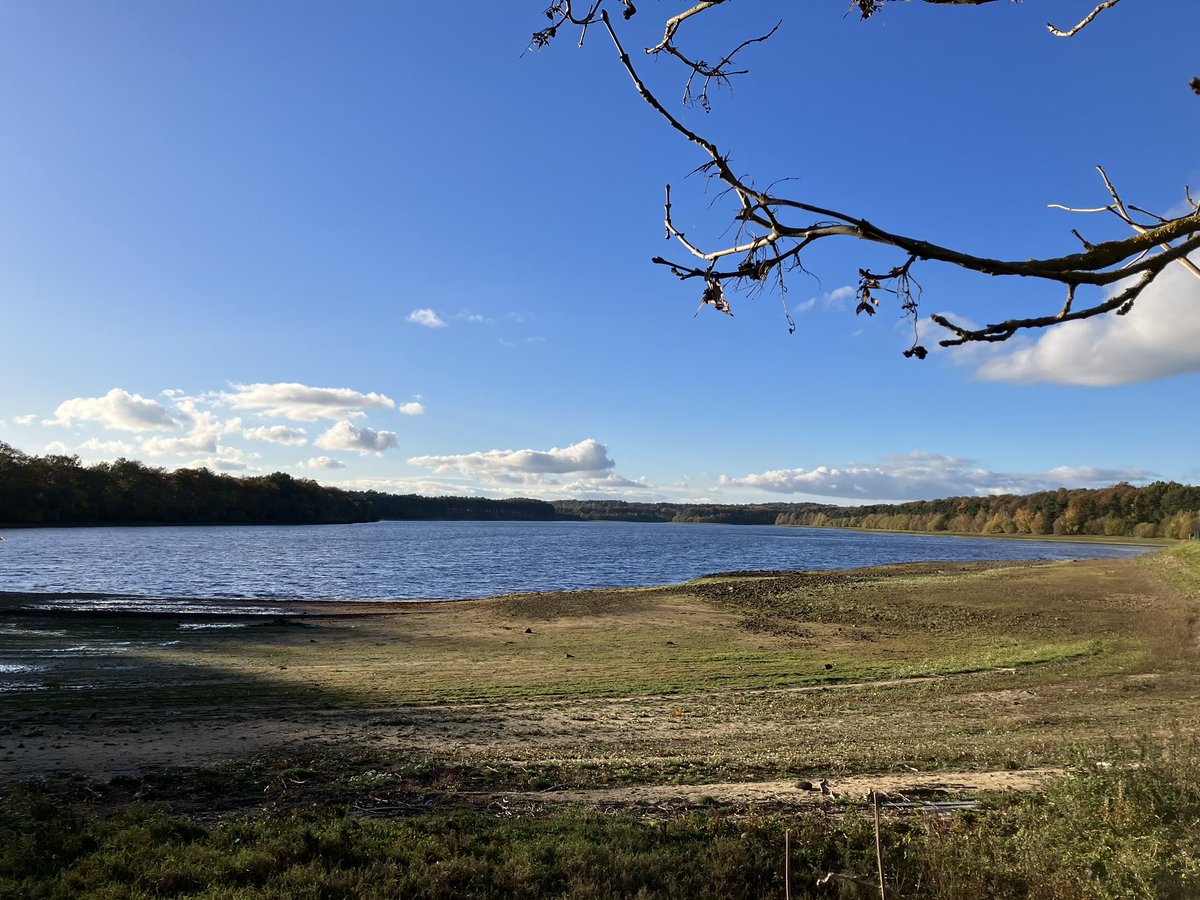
[4,553,1198,795]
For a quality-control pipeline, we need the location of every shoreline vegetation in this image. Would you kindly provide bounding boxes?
[3,442,1200,541]
[3,545,1200,896]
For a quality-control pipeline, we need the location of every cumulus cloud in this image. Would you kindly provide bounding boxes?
[796,285,855,315]
[78,438,137,456]
[14,414,37,425]
[182,455,250,472]
[973,257,1200,385]
[499,336,547,348]
[719,452,1155,502]
[44,441,72,454]
[221,382,396,421]
[408,438,615,484]
[139,399,240,458]
[299,456,346,470]
[142,432,219,456]
[408,308,446,328]
[48,388,178,432]
[315,421,399,455]
[557,473,656,498]
[327,476,475,496]
[244,425,308,446]
[398,402,425,416]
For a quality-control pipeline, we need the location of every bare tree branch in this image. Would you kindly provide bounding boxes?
[534,1,1198,354]
[1047,0,1124,38]
[647,0,731,55]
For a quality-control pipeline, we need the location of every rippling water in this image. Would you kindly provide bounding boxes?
[0,520,1150,602]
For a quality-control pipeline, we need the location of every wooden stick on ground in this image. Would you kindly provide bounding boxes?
[784,828,791,900]
[873,789,886,900]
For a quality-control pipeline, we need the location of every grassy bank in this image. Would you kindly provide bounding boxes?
[3,737,1198,898]
[2,548,1199,896]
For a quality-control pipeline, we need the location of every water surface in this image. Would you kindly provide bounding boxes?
[0,520,1149,603]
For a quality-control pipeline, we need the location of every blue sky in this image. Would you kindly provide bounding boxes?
[2,1,1197,504]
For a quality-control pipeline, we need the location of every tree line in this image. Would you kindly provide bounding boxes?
[0,444,555,526]
[774,482,1200,540]
[550,500,829,525]
[3,443,1198,537]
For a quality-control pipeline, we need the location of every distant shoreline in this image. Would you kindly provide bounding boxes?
[0,516,1172,550]
[789,522,1170,548]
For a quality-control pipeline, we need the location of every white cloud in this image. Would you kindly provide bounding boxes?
[138,399,238,457]
[44,441,72,454]
[48,388,178,432]
[78,438,137,456]
[221,382,396,421]
[299,456,346,470]
[557,473,656,498]
[328,466,668,503]
[398,402,425,416]
[244,425,308,446]
[797,285,855,315]
[327,476,475,495]
[178,444,256,472]
[499,336,547,348]
[142,432,219,456]
[14,414,36,425]
[408,438,615,483]
[315,420,399,455]
[182,455,250,472]
[719,452,1155,502]
[973,257,1200,385]
[408,308,446,328]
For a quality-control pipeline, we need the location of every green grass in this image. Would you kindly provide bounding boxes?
[3,737,1198,899]
[4,552,1200,896]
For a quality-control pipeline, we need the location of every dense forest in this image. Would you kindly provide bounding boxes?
[553,491,1200,539]
[0,444,554,526]
[551,500,830,525]
[2,443,1199,538]
[358,492,555,522]
[773,483,1200,540]
[0,444,372,525]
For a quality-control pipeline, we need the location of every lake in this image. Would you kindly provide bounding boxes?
[0,520,1151,604]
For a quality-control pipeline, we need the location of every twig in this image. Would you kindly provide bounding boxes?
[1048,0,1123,38]
[546,0,1198,348]
[1053,168,1200,282]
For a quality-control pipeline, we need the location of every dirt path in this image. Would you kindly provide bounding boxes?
[505,767,1065,811]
